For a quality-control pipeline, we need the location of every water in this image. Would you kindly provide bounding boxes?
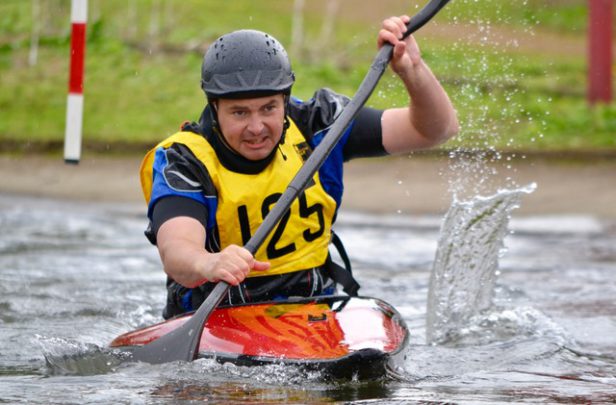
[1,192,615,403]
[426,183,537,344]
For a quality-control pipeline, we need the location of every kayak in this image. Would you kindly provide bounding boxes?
[110,295,409,379]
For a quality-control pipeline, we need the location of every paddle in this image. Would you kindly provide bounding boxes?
[130,0,451,364]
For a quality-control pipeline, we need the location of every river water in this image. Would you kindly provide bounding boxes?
[1,191,615,404]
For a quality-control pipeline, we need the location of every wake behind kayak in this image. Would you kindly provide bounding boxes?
[110,296,409,379]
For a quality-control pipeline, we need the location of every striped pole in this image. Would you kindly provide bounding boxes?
[587,0,613,104]
[64,0,88,164]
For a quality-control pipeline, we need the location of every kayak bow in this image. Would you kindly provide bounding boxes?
[111,296,409,379]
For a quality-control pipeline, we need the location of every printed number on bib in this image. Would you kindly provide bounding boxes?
[237,191,325,260]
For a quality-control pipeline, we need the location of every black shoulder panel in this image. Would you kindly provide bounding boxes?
[288,88,350,140]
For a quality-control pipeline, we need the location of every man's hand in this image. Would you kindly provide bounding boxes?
[378,15,422,79]
[157,216,270,288]
[197,244,270,286]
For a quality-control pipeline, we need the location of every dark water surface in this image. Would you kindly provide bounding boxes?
[1,193,615,404]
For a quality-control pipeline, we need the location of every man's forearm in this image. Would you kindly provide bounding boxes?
[404,60,459,143]
[159,240,210,288]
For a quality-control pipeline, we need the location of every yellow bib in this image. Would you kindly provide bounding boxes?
[140,120,337,277]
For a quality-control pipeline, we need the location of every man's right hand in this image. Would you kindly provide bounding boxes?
[198,244,270,286]
[157,216,270,288]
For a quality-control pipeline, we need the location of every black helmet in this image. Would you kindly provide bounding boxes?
[201,30,295,99]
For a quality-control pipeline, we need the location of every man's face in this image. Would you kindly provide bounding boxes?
[215,94,285,161]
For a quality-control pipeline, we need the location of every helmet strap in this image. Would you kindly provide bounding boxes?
[279,94,291,145]
[207,97,219,129]
[277,94,291,161]
[208,99,238,154]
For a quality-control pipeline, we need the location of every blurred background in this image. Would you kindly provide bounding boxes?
[1,0,614,156]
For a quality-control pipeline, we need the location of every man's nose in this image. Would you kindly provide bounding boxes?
[246,114,265,134]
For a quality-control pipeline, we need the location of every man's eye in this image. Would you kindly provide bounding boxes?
[232,111,246,117]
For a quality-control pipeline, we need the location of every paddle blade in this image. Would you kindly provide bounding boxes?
[128,281,229,364]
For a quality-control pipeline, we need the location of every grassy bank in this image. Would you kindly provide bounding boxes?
[1,0,614,154]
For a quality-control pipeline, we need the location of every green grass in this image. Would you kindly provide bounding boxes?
[438,0,589,34]
[1,0,615,154]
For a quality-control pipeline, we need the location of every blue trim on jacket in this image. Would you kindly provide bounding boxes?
[309,123,353,208]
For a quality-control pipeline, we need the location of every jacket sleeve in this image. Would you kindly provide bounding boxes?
[144,143,217,245]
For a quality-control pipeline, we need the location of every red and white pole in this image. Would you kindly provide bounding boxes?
[587,0,613,104]
[64,0,88,164]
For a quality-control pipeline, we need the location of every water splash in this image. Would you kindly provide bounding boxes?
[426,183,536,345]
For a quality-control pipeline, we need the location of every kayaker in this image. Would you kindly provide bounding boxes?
[140,15,459,319]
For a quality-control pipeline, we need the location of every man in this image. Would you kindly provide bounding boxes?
[141,16,459,319]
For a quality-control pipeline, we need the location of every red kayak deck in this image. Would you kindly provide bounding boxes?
[111,296,409,379]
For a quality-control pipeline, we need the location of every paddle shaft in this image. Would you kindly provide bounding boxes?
[130,0,450,364]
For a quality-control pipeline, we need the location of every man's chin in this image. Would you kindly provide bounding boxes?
[242,148,274,161]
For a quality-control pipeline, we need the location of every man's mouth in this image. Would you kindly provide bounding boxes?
[243,136,269,149]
